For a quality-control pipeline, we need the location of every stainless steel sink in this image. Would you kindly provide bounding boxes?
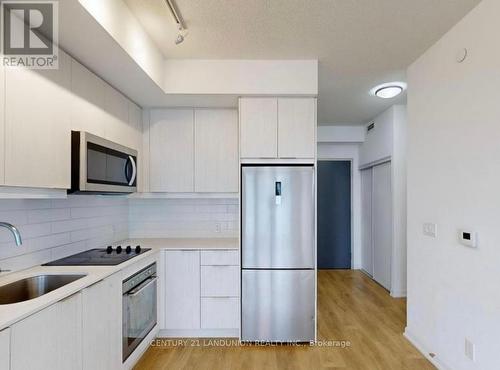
[0,274,86,305]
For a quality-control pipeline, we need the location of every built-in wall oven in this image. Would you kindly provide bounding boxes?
[122,263,157,362]
[70,131,138,194]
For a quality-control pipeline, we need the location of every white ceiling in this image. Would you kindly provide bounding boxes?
[124,0,480,125]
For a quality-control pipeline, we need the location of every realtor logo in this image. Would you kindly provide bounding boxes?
[1,1,58,69]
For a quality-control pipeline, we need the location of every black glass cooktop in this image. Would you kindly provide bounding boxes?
[43,246,151,266]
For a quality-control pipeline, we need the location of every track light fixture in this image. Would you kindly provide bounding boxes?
[164,0,187,45]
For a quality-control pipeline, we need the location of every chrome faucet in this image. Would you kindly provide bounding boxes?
[0,222,22,246]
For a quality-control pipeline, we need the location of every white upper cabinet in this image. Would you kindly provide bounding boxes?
[4,50,72,189]
[239,97,316,159]
[71,59,141,151]
[194,109,238,192]
[278,98,316,158]
[103,84,130,145]
[70,59,107,137]
[127,101,143,150]
[10,292,82,370]
[0,328,9,370]
[0,61,5,185]
[239,98,278,158]
[149,109,194,192]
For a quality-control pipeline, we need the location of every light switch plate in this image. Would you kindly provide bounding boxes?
[465,338,475,361]
[423,223,437,238]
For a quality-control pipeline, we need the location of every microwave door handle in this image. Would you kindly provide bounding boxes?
[128,156,137,186]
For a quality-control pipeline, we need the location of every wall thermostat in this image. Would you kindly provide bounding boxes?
[459,230,477,248]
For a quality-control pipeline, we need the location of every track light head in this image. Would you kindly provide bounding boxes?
[175,33,184,45]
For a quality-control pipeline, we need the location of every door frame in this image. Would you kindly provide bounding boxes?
[316,157,354,269]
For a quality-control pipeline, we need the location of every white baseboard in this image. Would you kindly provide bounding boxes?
[158,328,239,338]
[403,328,451,370]
[359,268,373,278]
[390,289,407,298]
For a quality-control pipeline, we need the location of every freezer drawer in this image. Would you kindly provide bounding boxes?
[241,270,315,342]
[242,166,315,269]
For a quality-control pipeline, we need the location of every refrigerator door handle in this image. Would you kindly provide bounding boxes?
[275,181,282,205]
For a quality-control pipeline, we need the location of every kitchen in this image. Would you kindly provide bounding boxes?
[1,0,497,370]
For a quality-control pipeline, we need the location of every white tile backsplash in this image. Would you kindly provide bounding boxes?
[129,198,239,239]
[0,195,129,272]
[0,195,239,273]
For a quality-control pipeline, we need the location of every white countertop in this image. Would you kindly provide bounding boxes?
[0,237,238,330]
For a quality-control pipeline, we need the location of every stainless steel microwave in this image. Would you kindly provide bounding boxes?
[70,131,138,194]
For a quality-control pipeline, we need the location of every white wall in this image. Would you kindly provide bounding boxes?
[78,0,165,89]
[405,1,500,369]
[0,196,128,273]
[317,125,365,143]
[163,59,318,95]
[359,107,394,167]
[391,105,407,297]
[129,198,238,238]
[317,143,362,269]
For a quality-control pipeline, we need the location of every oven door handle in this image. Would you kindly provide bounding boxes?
[126,276,157,297]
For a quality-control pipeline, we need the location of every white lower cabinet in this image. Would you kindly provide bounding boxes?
[201,266,239,297]
[201,298,239,329]
[163,249,239,334]
[10,293,82,370]
[0,328,9,370]
[164,250,201,329]
[82,275,122,370]
[200,250,239,266]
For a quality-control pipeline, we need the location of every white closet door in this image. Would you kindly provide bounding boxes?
[361,168,373,276]
[372,161,392,291]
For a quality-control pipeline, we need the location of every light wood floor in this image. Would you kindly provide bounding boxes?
[134,270,434,370]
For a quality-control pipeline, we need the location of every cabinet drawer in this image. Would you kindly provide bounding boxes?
[201,265,239,297]
[201,250,239,266]
[201,297,239,329]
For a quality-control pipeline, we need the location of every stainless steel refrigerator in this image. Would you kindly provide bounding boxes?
[241,165,315,342]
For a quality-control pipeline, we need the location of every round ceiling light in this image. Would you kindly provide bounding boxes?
[371,82,407,99]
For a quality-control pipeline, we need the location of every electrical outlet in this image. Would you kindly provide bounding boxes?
[423,223,437,238]
[465,338,475,361]
[215,222,221,233]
